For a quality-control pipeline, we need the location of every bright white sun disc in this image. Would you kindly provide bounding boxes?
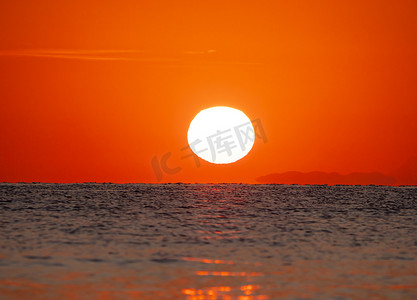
[187,106,255,164]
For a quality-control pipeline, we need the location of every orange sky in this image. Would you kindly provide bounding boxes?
[1,0,416,183]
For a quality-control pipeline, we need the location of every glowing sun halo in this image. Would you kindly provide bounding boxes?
[187,106,255,164]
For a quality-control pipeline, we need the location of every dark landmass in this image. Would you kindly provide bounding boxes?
[257,157,417,186]
[391,156,417,186]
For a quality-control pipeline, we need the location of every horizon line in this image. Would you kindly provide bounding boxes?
[1,182,416,187]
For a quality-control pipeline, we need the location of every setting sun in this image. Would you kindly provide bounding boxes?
[0,1,416,300]
[187,106,255,164]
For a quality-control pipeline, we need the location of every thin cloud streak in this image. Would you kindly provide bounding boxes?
[0,49,262,65]
[0,49,169,62]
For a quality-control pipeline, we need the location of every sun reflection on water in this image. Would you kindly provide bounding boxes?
[182,284,269,300]
[195,271,263,277]
[181,255,268,300]
[180,185,270,299]
[182,257,235,265]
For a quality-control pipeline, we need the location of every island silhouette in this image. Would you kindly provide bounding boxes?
[257,157,417,186]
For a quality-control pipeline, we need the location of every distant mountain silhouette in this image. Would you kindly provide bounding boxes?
[256,171,397,185]
[391,156,417,185]
[257,157,417,186]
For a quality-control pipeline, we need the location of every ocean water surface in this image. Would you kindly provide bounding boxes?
[0,183,416,299]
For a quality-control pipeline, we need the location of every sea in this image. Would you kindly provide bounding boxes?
[0,183,416,299]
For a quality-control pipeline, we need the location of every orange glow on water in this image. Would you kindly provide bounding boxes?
[195,271,263,277]
[182,285,268,300]
[1,261,417,299]
[183,257,235,265]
